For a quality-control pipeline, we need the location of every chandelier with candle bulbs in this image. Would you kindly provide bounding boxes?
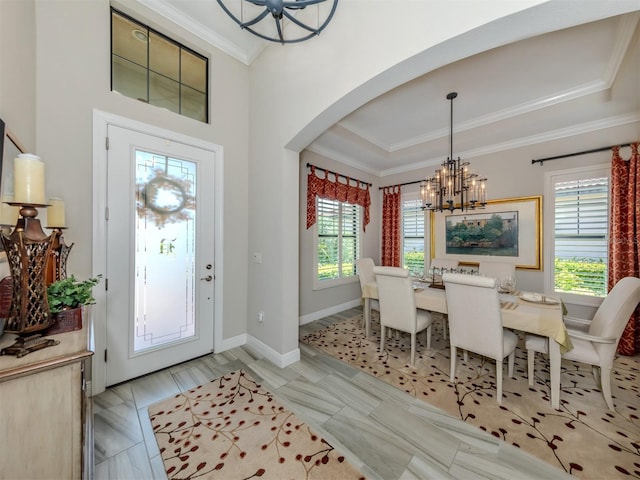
[421,92,487,212]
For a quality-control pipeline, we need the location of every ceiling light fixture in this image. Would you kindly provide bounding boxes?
[216,0,338,45]
[132,29,148,42]
[421,92,487,212]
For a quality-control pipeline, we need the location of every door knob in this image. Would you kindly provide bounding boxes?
[201,275,213,282]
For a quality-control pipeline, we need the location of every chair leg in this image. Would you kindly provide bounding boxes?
[592,366,600,385]
[527,350,535,386]
[463,350,469,362]
[507,351,515,378]
[442,315,448,340]
[600,367,614,411]
[410,333,416,366]
[450,346,457,382]
[496,360,503,405]
[380,325,386,353]
[426,325,432,350]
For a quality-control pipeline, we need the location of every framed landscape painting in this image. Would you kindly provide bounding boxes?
[430,196,542,270]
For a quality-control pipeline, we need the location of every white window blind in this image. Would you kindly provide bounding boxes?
[554,176,608,297]
[402,197,425,275]
[316,198,360,282]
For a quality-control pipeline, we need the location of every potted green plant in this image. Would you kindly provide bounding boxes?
[46,274,101,334]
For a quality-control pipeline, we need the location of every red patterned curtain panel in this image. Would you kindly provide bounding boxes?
[609,142,640,355]
[306,165,371,231]
[381,186,402,267]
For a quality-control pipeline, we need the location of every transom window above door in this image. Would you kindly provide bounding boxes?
[111,8,209,123]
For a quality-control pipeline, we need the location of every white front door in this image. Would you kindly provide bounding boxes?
[104,124,215,386]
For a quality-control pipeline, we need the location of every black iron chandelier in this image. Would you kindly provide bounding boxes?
[421,92,487,212]
[216,0,338,45]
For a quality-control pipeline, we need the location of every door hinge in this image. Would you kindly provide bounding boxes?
[105,136,109,150]
[104,349,107,362]
[105,278,108,291]
[105,207,109,221]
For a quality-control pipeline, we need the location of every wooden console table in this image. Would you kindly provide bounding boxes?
[0,325,93,479]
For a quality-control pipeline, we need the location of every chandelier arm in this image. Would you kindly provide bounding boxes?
[282,9,319,33]
[282,0,327,8]
[275,16,285,43]
[241,8,271,28]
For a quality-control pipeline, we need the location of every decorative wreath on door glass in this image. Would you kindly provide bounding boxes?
[136,170,195,228]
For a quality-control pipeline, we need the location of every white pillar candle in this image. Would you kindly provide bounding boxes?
[14,153,46,204]
[47,197,66,228]
[0,195,19,226]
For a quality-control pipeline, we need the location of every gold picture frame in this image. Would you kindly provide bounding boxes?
[430,195,542,270]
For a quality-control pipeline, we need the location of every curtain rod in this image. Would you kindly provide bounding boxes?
[531,143,631,166]
[306,163,372,186]
[378,179,423,190]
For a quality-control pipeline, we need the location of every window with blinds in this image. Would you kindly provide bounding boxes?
[316,198,360,282]
[554,176,608,297]
[402,196,425,275]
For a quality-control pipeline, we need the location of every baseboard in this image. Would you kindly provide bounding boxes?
[246,335,300,368]
[299,299,361,325]
[219,333,247,352]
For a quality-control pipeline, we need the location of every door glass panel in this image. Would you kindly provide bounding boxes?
[134,151,197,353]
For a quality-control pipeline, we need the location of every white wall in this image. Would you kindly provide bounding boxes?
[0,0,36,150]
[249,0,640,360]
[2,0,250,348]
[3,0,638,368]
[298,150,380,320]
[299,124,640,321]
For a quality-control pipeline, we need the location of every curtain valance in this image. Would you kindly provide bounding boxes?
[306,165,371,231]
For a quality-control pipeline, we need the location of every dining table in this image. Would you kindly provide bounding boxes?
[361,280,572,410]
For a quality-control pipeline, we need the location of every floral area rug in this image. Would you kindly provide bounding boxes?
[148,369,365,480]
[300,314,640,480]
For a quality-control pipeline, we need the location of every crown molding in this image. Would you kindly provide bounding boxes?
[134,0,263,65]
[313,113,639,178]
[339,13,640,155]
[305,143,384,177]
[375,113,640,177]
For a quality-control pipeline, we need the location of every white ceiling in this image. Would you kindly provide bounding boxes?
[136,1,640,177]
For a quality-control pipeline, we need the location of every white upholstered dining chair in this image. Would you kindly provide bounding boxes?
[373,266,433,366]
[356,257,379,330]
[428,258,459,339]
[479,260,516,283]
[443,273,518,404]
[356,258,378,308]
[525,276,640,411]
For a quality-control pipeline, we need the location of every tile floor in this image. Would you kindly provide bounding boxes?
[92,307,573,479]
